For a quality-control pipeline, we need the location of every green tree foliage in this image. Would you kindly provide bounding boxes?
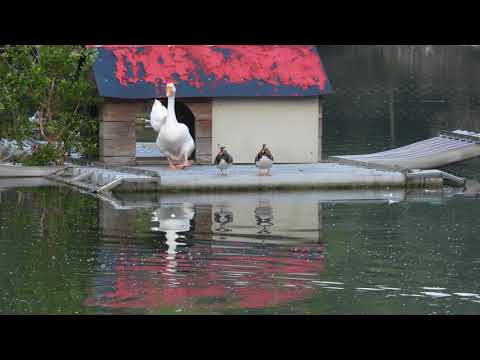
[0,45,102,165]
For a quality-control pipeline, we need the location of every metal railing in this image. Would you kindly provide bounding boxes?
[439,130,480,145]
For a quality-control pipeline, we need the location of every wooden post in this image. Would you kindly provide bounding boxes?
[99,100,142,166]
[318,97,324,162]
[186,99,213,164]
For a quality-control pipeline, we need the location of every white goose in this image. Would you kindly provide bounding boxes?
[151,83,195,170]
[149,99,167,133]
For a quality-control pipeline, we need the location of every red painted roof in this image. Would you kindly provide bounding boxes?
[87,45,332,99]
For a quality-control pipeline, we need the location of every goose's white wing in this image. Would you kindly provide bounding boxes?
[150,100,168,133]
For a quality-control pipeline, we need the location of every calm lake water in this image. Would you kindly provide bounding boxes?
[1,45,480,314]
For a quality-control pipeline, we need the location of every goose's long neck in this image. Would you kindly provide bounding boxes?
[167,95,177,124]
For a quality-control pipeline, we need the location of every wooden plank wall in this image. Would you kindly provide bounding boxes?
[100,101,143,165]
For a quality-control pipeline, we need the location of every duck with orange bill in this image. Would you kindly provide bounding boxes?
[255,144,274,176]
[214,145,234,176]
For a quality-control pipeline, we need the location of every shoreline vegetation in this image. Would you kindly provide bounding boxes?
[0,45,101,166]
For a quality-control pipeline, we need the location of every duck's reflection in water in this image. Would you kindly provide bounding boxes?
[213,206,234,234]
[255,199,274,235]
[84,199,325,312]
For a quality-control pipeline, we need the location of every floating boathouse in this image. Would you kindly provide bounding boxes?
[87,45,333,166]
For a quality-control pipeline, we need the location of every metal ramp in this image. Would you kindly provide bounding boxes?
[330,130,480,171]
[47,166,161,194]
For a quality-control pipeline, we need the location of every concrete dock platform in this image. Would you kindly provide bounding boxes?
[135,163,408,192]
[9,162,464,193]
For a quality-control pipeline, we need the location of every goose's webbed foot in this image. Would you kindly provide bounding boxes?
[167,158,179,170]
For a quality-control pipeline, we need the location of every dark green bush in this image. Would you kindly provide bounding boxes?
[21,143,61,166]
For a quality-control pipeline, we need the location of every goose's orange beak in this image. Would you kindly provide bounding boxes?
[166,83,174,97]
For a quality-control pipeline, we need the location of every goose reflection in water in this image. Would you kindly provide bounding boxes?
[255,200,274,235]
[213,206,234,233]
[151,203,195,276]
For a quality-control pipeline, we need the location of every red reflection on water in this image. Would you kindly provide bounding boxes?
[84,244,324,311]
